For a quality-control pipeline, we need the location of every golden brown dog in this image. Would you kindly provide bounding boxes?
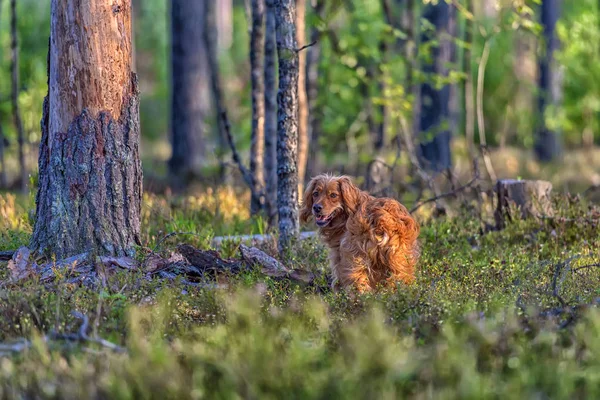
[300,174,420,292]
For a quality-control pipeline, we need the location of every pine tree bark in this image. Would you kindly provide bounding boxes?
[169,0,208,181]
[10,0,27,193]
[30,0,142,259]
[535,0,563,162]
[296,0,308,194]
[131,0,139,68]
[264,0,278,223]
[275,0,299,252]
[250,0,266,215]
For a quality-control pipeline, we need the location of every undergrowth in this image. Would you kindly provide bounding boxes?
[0,189,599,399]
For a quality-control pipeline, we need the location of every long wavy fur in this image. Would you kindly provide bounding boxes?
[300,174,420,292]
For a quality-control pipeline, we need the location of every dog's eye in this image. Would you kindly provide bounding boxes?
[330,193,338,199]
[312,191,319,198]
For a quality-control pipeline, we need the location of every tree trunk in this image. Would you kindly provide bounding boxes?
[264,0,278,224]
[30,0,142,259]
[405,0,420,144]
[305,0,323,181]
[379,0,396,153]
[535,0,563,162]
[0,0,5,188]
[217,0,233,50]
[447,5,459,146]
[10,0,27,193]
[205,0,230,183]
[296,0,309,194]
[169,0,208,182]
[418,1,455,172]
[464,0,476,161]
[401,0,415,97]
[132,0,139,68]
[275,0,300,252]
[0,124,6,189]
[250,0,266,215]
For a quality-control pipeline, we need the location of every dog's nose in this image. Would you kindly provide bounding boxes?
[313,204,323,213]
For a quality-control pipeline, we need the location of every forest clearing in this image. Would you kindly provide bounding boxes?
[0,0,599,398]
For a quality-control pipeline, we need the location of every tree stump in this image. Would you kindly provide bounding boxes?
[495,179,554,228]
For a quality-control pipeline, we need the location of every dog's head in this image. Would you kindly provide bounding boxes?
[300,174,361,228]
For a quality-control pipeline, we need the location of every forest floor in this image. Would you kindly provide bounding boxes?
[0,183,599,398]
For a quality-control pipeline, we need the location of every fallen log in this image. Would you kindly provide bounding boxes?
[178,244,244,273]
[240,244,316,284]
[239,244,289,272]
[211,231,317,247]
[0,250,15,261]
[3,244,318,288]
[5,247,138,285]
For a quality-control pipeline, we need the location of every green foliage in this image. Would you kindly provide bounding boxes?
[0,0,598,181]
[552,0,600,146]
[134,0,169,142]
[0,0,49,147]
[0,191,599,397]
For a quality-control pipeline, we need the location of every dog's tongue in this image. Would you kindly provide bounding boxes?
[316,215,327,222]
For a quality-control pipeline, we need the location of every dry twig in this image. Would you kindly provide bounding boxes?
[296,40,317,52]
[220,111,271,213]
[409,177,477,214]
[0,311,124,357]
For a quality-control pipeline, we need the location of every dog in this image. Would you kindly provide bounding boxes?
[300,174,420,292]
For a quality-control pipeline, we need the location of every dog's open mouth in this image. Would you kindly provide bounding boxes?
[315,211,336,227]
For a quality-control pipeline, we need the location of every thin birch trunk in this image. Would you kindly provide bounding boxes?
[296,0,309,194]
[275,0,299,253]
[264,0,278,223]
[0,0,5,188]
[250,0,266,214]
[464,0,475,161]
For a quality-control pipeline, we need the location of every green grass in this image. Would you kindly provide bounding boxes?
[0,189,599,399]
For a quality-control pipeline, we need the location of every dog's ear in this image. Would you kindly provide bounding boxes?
[300,177,317,223]
[338,176,361,214]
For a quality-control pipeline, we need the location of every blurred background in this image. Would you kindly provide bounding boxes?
[0,0,598,197]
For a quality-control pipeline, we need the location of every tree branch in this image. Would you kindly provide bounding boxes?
[409,177,477,214]
[220,111,272,214]
[220,111,257,192]
[296,40,317,52]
